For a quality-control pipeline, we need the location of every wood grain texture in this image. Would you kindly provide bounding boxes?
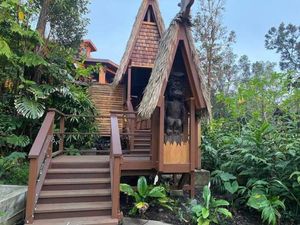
[163,141,189,164]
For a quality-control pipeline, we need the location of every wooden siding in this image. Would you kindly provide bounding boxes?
[89,84,125,135]
[131,22,160,68]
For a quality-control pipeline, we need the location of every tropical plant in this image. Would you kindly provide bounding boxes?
[247,193,285,225]
[120,176,173,215]
[0,152,28,185]
[65,145,81,156]
[0,0,97,159]
[191,185,232,225]
[201,71,300,223]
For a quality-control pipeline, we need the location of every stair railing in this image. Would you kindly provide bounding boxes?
[25,111,55,224]
[110,114,123,219]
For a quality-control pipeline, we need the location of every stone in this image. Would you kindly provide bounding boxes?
[0,185,27,225]
[195,169,210,189]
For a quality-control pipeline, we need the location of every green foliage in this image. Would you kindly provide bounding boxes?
[65,145,81,156]
[247,194,285,225]
[0,152,28,185]
[120,176,173,215]
[202,72,300,224]
[0,0,97,160]
[191,186,232,225]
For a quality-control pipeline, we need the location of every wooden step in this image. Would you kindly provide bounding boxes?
[38,189,111,204]
[30,216,118,225]
[43,178,111,190]
[46,168,110,179]
[51,161,109,169]
[35,202,112,219]
[39,189,111,204]
[134,143,151,148]
[51,156,109,168]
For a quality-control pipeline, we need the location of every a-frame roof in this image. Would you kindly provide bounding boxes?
[138,12,212,119]
[113,0,165,86]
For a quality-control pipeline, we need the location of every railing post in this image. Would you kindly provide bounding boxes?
[59,116,65,153]
[25,159,38,224]
[112,156,122,219]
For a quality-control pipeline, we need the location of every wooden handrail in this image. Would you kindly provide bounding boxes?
[26,112,55,224]
[110,115,123,156]
[110,114,123,219]
[28,112,55,159]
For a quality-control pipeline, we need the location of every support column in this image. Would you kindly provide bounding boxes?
[127,65,132,102]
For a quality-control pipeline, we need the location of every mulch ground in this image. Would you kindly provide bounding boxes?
[120,190,297,225]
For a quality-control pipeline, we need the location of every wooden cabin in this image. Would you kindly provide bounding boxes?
[24,1,211,225]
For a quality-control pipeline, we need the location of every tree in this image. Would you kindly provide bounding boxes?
[237,55,251,82]
[34,0,90,48]
[193,0,236,98]
[252,61,276,77]
[265,23,300,71]
[0,0,96,154]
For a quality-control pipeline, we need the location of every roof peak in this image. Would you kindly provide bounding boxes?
[113,0,165,86]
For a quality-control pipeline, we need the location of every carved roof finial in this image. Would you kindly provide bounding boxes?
[178,0,195,18]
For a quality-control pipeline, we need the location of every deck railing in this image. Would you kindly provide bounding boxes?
[25,111,55,224]
[25,108,150,223]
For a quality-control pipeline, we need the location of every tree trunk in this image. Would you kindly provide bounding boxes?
[34,0,52,83]
[36,0,52,38]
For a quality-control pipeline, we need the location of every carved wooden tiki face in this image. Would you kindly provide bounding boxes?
[165,72,185,144]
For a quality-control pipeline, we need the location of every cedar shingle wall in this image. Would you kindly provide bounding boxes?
[131,22,160,68]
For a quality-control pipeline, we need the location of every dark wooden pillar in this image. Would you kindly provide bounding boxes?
[158,97,165,172]
[127,65,132,102]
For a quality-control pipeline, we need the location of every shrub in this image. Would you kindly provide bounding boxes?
[120,176,173,215]
[191,185,232,225]
[0,152,28,185]
[202,72,300,224]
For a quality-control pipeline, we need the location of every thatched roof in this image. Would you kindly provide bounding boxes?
[113,0,165,86]
[138,13,212,119]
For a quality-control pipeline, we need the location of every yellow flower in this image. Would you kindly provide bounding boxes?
[238,97,246,105]
[18,11,25,22]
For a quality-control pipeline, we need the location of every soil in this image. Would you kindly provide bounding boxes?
[120,190,297,225]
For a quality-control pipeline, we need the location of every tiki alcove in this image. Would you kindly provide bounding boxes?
[138,0,211,175]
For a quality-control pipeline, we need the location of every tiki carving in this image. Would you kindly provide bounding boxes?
[165,72,186,144]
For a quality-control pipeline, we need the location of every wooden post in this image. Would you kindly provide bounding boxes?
[151,108,159,167]
[158,97,165,171]
[127,65,132,102]
[59,116,65,153]
[112,156,122,219]
[189,98,196,171]
[25,159,38,224]
[190,171,195,198]
[196,120,201,169]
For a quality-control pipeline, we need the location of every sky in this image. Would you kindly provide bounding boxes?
[85,0,300,67]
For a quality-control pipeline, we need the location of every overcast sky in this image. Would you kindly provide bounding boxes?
[86,0,300,67]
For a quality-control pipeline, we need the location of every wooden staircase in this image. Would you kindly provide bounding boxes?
[28,156,118,225]
[131,130,151,155]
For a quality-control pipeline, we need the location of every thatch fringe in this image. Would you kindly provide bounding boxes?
[113,0,165,86]
[138,17,180,119]
[138,14,212,119]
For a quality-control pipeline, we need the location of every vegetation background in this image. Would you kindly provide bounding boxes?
[0,0,299,224]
